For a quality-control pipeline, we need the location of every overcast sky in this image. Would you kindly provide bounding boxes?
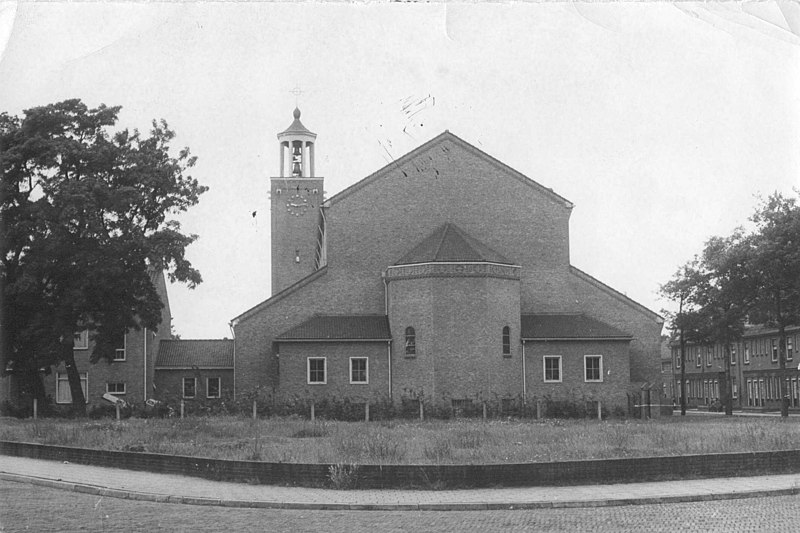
[1,2,799,339]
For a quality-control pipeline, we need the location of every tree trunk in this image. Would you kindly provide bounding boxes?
[62,347,86,416]
[680,333,687,416]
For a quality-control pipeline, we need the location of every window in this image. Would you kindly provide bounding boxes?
[350,357,368,384]
[675,349,681,368]
[308,357,326,384]
[73,330,89,350]
[731,344,737,365]
[106,382,126,395]
[113,333,126,361]
[585,355,603,382]
[404,327,416,356]
[706,347,712,367]
[733,383,738,399]
[788,337,793,361]
[206,377,221,398]
[543,356,562,383]
[696,347,701,367]
[502,326,511,356]
[744,342,750,364]
[772,339,779,362]
[183,377,196,398]
[56,373,88,404]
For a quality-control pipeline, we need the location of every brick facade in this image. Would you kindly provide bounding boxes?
[232,125,664,413]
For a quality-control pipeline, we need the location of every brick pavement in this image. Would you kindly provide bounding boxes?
[3,455,800,510]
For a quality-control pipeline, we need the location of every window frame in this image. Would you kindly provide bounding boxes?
[73,330,89,350]
[772,339,779,363]
[56,372,88,404]
[106,382,126,396]
[730,344,737,365]
[206,377,221,398]
[501,326,511,357]
[543,355,562,383]
[404,327,416,356]
[307,357,327,385]
[787,336,793,362]
[113,334,127,361]
[584,355,603,382]
[349,357,369,384]
[182,377,197,399]
[744,342,750,364]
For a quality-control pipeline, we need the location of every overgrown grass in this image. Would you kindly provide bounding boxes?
[3,416,800,465]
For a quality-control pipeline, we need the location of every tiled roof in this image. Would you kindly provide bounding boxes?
[395,223,513,265]
[155,339,234,368]
[276,315,391,341]
[521,314,632,340]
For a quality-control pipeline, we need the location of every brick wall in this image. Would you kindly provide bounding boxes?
[154,369,234,403]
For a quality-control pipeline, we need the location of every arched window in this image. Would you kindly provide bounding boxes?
[502,326,511,356]
[405,327,416,355]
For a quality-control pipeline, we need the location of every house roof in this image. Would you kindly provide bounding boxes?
[325,131,573,209]
[276,315,391,342]
[277,107,316,138]
[395,223,514,265]
[521,314,632,340]
[155,339,234,368]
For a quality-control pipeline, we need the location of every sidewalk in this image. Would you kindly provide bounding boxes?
[3,455,800,510]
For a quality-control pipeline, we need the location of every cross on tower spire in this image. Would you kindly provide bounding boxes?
[290,85,304,106]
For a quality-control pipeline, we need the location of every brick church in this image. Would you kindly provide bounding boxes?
[230,109,664,413]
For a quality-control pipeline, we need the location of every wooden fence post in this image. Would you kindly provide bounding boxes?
[311,402,315,422]
[116,402,121,421]
[483,402,487,420]
[365,402,370,422]
[419,400,424,421]
[252,399,257,420]
[33,398,37,420]
[597,401,602,420]
[180,399,185,419]
[536,399,542,419]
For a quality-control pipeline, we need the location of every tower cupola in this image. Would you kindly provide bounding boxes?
[277,107,317,177]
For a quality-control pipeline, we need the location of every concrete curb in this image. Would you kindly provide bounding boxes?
[3,471,799,511]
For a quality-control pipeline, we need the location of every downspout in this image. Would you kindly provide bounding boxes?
[521,340,527,405]
[143,328,147,403]
[229,321,237,400]
[387,340,392,400]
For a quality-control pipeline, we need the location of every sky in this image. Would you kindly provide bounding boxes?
[1,2,799,339]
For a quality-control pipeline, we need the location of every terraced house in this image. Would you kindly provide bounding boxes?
[231,109,664,415]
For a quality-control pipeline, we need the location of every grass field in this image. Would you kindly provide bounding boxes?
[2,415,800,465]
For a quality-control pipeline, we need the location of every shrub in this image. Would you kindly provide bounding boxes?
[328,463,359,489]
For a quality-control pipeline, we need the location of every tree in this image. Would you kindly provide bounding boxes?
[661,260,707,416]
[1,99,207,414]
[747,192,800,414]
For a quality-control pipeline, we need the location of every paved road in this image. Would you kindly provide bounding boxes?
[3,479,800,532]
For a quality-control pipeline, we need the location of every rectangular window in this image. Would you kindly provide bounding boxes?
[543,356,562,383]
[183,377,196,398]
[73,330,89,350]
[706,347,712,367]
[696,347,701,367]
[308,357,326,384]
[787,337,793,361]
[106,382,126,395]
[744,342,750,364]
[584,355,603,382]
[56,373,88,404]
[772,339,778,362]
[350,357,368,384]
[730,344,737,365]
[733,382,738,399]
[206,377,221,398]
[113,333,126,361]
[675,349,681,368]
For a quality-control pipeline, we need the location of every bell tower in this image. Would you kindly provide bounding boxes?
[270,108,325,295]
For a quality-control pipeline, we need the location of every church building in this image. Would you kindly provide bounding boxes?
[231,109,664,414]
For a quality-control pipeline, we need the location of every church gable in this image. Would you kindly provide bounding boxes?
[395,223,514,266]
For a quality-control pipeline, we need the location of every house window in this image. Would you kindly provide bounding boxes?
[706,347,712,367]
[113,333,126,361]
[772,339,779,362]
[350,357,368,384]
[543,356,562,383]
[730,344,737,365]
[106,382,126,395]
[206,377,221,398]
[585,355,603,382]
[308,357,326,384]
[183,377,196,398]
[733,383,738,399]
[787,337,793,362]
[675,349,681,368]
[744,342,750,364]
[56,373,88,404]
[502,326,511,356]
[696,347,701,367]
[404,327,416,356]
[73,330,89,350]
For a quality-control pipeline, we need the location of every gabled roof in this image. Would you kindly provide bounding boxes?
[395,223,513,265]
[325,131,573,209]
[276,315,391,342]
[156,339,234,368]
[521,313,632,340]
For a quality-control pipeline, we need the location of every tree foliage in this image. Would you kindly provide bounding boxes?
[1,99,207,411]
